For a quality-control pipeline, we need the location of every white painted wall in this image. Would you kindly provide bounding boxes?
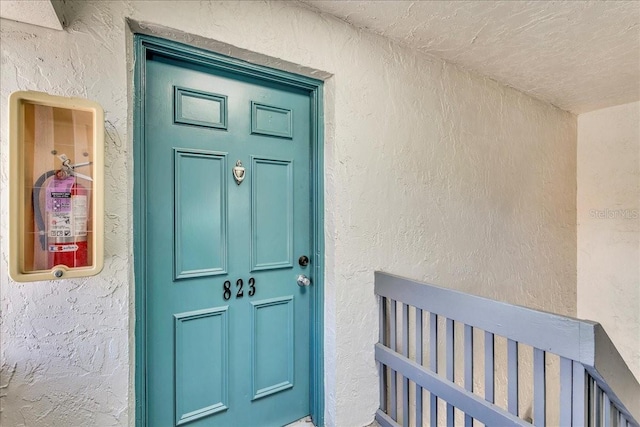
[0,1,577,426]
[577,101,640,381]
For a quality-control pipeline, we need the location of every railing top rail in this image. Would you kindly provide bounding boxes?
[375,271,640,424]
[375,271,595,361]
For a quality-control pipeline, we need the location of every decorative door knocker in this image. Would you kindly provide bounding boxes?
[233,160,245,185]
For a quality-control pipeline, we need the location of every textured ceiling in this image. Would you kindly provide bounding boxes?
[2,0,637,113]
[0,0,64,31]
[301,0,640,114]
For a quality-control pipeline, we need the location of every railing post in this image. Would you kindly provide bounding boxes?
[604,393,612,427]
[533,348,546,426]
[464,325,474,427]
[446,318,455,427]
[402,303,409,427]
[430,313,438,426]
[572,362,586,426]
[379,295,387,413]
[415,308,423,427]
[560,357,573,425]
[390,300,397,421]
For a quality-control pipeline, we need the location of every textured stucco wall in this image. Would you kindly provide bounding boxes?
[1,1,577,426]
[577,101,640,381]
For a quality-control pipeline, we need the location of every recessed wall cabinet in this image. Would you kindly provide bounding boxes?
[8,91,104,281]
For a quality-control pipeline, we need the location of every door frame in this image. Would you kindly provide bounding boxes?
[133,34,325,426]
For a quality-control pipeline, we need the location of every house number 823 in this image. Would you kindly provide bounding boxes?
[223,278,256,300]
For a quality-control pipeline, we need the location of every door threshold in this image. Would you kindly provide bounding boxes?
[284,416,314,426]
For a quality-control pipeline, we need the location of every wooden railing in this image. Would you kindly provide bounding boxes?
[375,272,639,427]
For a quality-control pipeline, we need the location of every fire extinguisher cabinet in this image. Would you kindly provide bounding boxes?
[8,91,104,282]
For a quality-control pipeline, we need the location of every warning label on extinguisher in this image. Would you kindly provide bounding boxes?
[46,177,88,239]
[73,195,88,236]
[48,213,72,237]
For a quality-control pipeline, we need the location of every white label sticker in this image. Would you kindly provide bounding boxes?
[73,195,88,236]
[49,244,79,252]
[48,213,73,238]
[74,218,87,236]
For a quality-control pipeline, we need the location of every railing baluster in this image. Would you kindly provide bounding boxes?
[589,377,596,427]
[430,313,438,427]
[379,296,387,413]
[415,308,423,427]
[446,318,455,427]
[596,383,602,427]
[603,393,611,427]
[464,325,474,427]
[560,357,572,426]
[402,303,409,427]
[485,331,495,404]
[572,362,586,427]
[533,348,545,426]
[618,410,626,427]
[390,299,397,421]
[508,339,519,416]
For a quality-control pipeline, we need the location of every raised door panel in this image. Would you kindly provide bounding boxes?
[251,102,293,139]
[251,296,294,400]
[174,307,229,425]
[174,86,228,129]
[250,158,293,272]
[173,149,227,279]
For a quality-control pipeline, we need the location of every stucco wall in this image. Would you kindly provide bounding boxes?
[1,1,577,426]
[577,101,640,381]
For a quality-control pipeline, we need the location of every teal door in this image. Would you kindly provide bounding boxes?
[142,50,314,426]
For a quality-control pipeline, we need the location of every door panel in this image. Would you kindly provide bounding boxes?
[144,51,312,426]
[251,296,294,400]
[174,307,229,425]
[173,149,227,279]
[251,158,293,271]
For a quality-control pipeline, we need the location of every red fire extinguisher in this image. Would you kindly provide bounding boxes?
[34,154,91,269]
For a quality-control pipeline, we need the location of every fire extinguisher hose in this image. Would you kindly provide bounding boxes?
[33,170,57,250]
